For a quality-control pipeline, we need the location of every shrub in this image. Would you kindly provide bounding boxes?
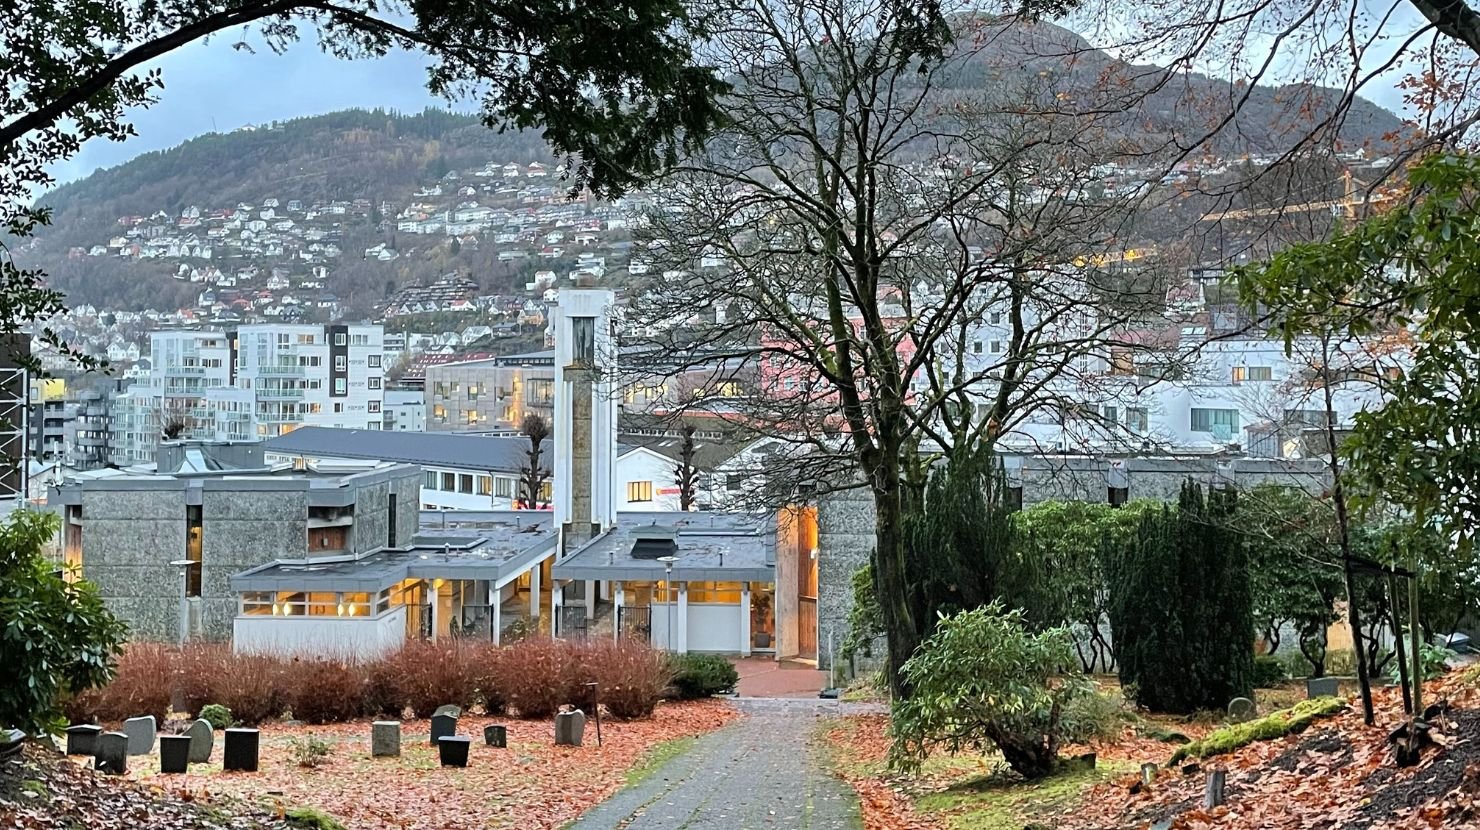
[497,638,580,719]
[97,642,177,724]
[890,603,1091,780]
[175,643,231,717]
[586,641,671,719]
[1253,655,1288,688]
[288,734,332,768]
[2,510,129,733]
[209,653,287,725]
[465,644,507,715]
[359,664,404,718]
[289,659,365,724]
[198,703,234,729]
[667,654,738,699]
[1058,689,1128,743]
[373,640,481,718]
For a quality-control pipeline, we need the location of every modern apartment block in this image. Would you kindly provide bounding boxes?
[235,323,385,438]
[424,351,554,432]
[383,389,426,431]
[106,324,386,464]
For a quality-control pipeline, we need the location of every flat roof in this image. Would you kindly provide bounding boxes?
[553,511,776,582]
[232,511,558,592]
[264,426,551,474]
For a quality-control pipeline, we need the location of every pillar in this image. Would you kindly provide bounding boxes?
[429,579,441,642]
[551,579,564,638]
[676,581,689,654]
[612,581,624,642]
[740,583,752,657]
[529,562,541,621]
[489,581,502,646]
[584,579,598,620]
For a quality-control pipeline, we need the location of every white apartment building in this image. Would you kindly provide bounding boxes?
[110,331,238,465]
[383,390,426,431]
[235,324,385,438]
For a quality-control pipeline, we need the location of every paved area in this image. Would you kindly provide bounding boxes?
[570,699,864,830]
[733,657,829,698]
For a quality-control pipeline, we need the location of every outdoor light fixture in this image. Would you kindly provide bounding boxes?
[656,555,678,653]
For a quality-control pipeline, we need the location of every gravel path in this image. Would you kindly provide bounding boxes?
[570,699,866,830]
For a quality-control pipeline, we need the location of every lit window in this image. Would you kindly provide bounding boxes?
[478,475,492,496]
[442,472,456,491]
[627,481,653,502]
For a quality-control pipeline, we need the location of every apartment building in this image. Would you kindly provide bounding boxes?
[110,331,237,465]
[424,351,554,432]
[235,323,385,438]
[383,389,426,431]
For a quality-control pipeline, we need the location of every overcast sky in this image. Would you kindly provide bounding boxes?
[50,27,1413,187]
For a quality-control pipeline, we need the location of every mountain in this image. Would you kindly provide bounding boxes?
[17,24,1405,315]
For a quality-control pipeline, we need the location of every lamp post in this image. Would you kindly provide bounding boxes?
[656,555,678,652]
[168,559,197,645]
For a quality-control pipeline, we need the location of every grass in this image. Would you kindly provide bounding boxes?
[1168,696,1346,765]
[623,735,696,787]
[914,760,1137,830]
[283,806,347,830]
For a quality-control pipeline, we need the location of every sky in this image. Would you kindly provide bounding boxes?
[47,40,449,186]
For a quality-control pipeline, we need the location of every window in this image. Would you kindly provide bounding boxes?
[467,383,482,400]
[725,474,742,492]
[627,480,654,502]
[1284,409,1335,427]
[334,378,346,395]
[1109,486,1130,507]
[433,405,447,422]
[538,480,553,502]
[478,475,493,496]
[1248,366,1272,381]
[495,477,513,498]
[368,401,381,413]
[989,340,1004,354]
[242,591,274,616]
[387,493,397,547]
[333,402,344,413]
[526,378,553,404]
[462,409,481,425]
[456,474,474,494]
[369,377,381,390]
[368,355,382,368]
[972,341,983,355]
[1127,407,1149,434]
[442,472,456,491]
[990,311,1003,325]
[1190,407,1240,434]
[1006,486,1024,511]
[334,332,347,346]
[571,316,596,366]
[334,355,347,371]
[1102,405,1118,425]
[435,383,450,398]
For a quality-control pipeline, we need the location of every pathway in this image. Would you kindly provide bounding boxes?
[571,699,867,830]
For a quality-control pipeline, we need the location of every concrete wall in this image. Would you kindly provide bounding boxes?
[80,486,189,641]
[349,471,421,552]
[815,490,876,673]
[201,485,309,637]
[234,607,406,658]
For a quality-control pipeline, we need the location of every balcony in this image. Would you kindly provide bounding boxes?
[257,363,305,376]
[164,365,209,376]
[257,387,305,400]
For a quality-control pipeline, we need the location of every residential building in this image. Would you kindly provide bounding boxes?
[424,351,554,431]
[235,323,385,437]
[383,390,426,431]
[28,377,72,462]
[64,385,124,470]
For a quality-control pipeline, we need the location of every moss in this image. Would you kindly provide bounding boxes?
[19,779,49,799]
[284,806,347,830]
[915,761,1135,830]
[624,736,696,787]
[1137,725,1191,744]
[1168,696,1346,765]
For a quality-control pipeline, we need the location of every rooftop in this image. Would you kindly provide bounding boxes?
[264,426,551,474]
[553,511,776,582]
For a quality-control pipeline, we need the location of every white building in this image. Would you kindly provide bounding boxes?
[235,323,385,438]
[383,390,426,432]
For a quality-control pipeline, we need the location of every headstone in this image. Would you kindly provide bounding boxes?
[432,704,462,719]
[1227,697,1257,723]
[430,713,458,746]
[555,710,586,747]
[159,735,192,774]
[1306,677,1340,699]
[223,728,260,772]
[94,732,128,775]
[1140,762,1158,787]
[185,719,213,763]
[65,724,102,756]
[1203,768,1227,809]
[123,715,156,756]
[438,735,471,767]
[372,721,401,757]
[484,724,507,748]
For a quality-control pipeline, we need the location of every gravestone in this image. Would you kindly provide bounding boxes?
[1203,768,1227,808]
[432,704,462,719]
[159,735,192,774]
[1307,677,1340,699]
[484,724,507,748]
[372,721,401,757]
[123,715,156,756]
[430,713,458,746]
[94,732,128,775]
[185,719,213,763]
[223,728,260,772]
[65,724,102,756]
[1140,762,1158,787]
[555,710,586,747]
[1227,697,1257,723]
[438,735,471,767]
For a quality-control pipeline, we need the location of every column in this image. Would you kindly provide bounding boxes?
[551,579,564,638]
[489,581,502,646]
[429,579,441,642]
[529,561,541,621]
[612,581,624,642]
[584,579,598,620]
[676,581,689,654]
[740,583,752,657]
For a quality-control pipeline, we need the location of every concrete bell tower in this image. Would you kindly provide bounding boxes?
[552,287,619,552]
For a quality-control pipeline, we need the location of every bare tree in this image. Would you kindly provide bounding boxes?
[625,1,1190,694]
[518,414,550,510]
[675,423,701,511]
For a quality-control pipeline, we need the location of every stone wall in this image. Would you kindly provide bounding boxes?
[815,489,878,675]
[81,486,190,641]
[201,485,309,638]
[348,471,422,551]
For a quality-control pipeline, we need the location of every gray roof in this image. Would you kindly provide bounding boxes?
[232,511,557,592]
[553,511,776,582]
[264,426,551,474]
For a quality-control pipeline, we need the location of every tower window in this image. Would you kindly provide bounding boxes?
[571,316,595,367]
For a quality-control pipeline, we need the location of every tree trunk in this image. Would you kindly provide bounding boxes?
[871,471,918,700]
[985,723,1059,780]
